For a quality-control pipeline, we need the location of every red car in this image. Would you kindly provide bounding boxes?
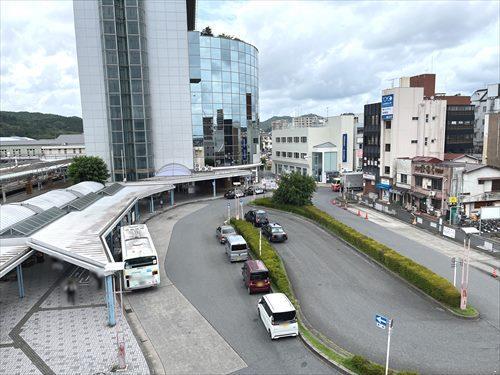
[242,260,271,294]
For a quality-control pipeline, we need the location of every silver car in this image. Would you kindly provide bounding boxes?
[216,225,236,244]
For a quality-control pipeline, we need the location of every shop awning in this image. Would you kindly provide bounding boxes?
[410,191,426,199]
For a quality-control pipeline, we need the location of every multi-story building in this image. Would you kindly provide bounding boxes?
[483,112,500,167]
[271,119,290,130]
[188,32,260,167]
[74,0,197,181]
[378,78,447,201]
[354,121,364,171]
[441,95,475,155]
[0,134,85,160]
[362,102,381,196]
[292,114,325,128]
[272,114,359,182]
[471,84,500,155]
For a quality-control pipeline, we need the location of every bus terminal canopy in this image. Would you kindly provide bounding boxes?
[0,181,174,278]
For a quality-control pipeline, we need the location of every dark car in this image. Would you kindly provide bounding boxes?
[262,223,288,242]
[224,189,244,199]
[244,209,269,227]
[245,186,265,196]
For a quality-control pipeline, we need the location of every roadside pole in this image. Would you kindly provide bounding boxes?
[235,195,239,220]
[227,202,230,222]
[240,199,244,220]
[385,319,393,375]
[259,228,262,257]
[451,257,457,287]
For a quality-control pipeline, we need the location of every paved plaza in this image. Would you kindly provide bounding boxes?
[0,257,150,375]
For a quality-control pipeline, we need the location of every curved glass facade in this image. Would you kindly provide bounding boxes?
[188,32,259,167]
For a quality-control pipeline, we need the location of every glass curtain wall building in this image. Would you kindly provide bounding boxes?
[188,32,260,167]
[101,0,153,181]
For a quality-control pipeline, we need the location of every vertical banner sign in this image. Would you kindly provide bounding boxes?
[342,133,348,163]
[241,137,247,161]
[381,94,394,120]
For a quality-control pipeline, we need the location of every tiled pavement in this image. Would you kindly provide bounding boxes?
[0,258,150,375]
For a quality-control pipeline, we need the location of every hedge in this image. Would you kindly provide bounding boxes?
[252,198,461,309]
[230,218,296,306]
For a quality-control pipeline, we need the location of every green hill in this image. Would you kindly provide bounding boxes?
[0,111,83,139]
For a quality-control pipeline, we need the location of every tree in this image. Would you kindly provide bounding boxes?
[68,156,109,184]
[200,26,213,36]
[272,172,316,206]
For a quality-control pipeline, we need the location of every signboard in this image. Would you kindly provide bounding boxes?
[448,196,458,205]
[480,206,500,220]
[382,94,394,120]
[443,226,456,239]
[363,173,376,181]
[375,314,388,329]
[241,137,247,161]
[342,134,348,163]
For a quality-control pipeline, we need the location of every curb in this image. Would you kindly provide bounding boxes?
[259,205,480,320]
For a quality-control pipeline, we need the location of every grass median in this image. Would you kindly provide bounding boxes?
[230,218,417,375]
[251,197,478,318]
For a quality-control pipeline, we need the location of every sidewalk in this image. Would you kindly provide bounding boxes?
[0,258,149,375]
[339,200,500,275]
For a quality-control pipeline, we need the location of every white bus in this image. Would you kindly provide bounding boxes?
[121,224,160,290]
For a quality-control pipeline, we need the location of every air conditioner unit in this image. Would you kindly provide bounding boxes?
[202,166,209,172]
[194,163,201,171]
[206,166,213,171]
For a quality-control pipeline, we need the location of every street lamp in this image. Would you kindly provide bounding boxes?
[459,227,479,310]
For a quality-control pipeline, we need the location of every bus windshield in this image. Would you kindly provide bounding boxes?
[125,256,157,269]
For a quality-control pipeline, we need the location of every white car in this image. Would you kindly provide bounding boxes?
[257,293,298,339]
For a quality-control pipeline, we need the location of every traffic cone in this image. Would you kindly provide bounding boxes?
[492,268,498,278]
[365,212,369,220]
[357,210,361,216]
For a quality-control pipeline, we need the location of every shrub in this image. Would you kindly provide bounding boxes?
[272,172,316,206]
[252,198,461,308]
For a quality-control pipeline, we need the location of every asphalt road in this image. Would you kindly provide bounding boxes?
[165,198,336,374]
[268,208,499,374]
[313,188,500,331]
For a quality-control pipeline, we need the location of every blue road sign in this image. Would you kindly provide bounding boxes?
[375,314,388,329]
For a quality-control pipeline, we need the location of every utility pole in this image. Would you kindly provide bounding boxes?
[385,319,394,375]
[259,227,262,257]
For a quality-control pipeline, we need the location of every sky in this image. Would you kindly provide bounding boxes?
[0,0,499,121]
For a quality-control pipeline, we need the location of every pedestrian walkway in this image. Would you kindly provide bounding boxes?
[344,202,500,275]
[0,258,149,375]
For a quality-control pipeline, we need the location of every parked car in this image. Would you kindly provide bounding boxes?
[257,293,298,340]
[244,209,269,227]
[331,177,342,192]
[225,235,249,262]
[224,189,245,199]
[242,260,270,294]
[216,225,236,244]
[261,223,288,242]
[245,186,265,196]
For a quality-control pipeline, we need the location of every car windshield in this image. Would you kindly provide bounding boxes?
[271,227,284,233]
[125,256,157,269]
[222,228,235,234]
[250,271,268,281]
[231,244,247,251]
[256,212,267,219]
[273,310,296,322]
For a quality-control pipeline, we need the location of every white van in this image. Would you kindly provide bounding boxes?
[257,293,298,339]
[225,235,249,262]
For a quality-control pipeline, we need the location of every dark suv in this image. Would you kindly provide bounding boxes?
[244,209,269,227]
[262,223,288,242]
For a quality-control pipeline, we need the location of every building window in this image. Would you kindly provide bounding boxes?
[301,153,307,159]
[301,136,307,143]
[275,138,280,143]
[276,151,280,157]
[412,116,418,120]
[400,174,407,184]
[431,179,442,190]
[384,166,390,174]
[411,140,418,144]
[281,152,286,158]
[415,176,423,187]
[385,144,391,152]
[294,152,299,158]
[253,138,258,144]
[294,137,299,143]
[281,137,286,143]
[425,114,429,123]
[287,137,292,143]
[478,180,484,185]
[385,121,391,129]
[287,152,292,158]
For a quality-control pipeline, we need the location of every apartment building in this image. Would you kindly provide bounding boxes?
[362,102,381,195]
[292,114,325,128]
[483,112,500,167]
